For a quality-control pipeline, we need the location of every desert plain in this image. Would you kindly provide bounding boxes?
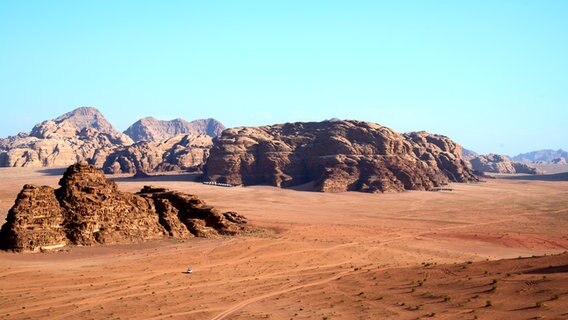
[0,167,567,320]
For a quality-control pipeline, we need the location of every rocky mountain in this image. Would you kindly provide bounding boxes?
[512,149,568,163]
[0,107,223,173]
[204,120,477,193]
[124,117,225,142]
[0,107,133,168]
[0,163,247,252]
[102,134,212,174]
[468,154,541,174]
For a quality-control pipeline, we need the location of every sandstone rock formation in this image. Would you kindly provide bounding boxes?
[204,120,477,193]
[0,107,133,168]
[0,163,246,252]
[102,134,212,174]
[468,154,542,174]
[124,117,225,142]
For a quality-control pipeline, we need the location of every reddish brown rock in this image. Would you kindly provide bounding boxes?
[204,120,477,193]
[0,163,246,252]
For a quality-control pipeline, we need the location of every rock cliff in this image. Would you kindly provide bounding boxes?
[124,117,225,142]
[0,163,246,252]
[204,120,477,193]
[468,154,542,174]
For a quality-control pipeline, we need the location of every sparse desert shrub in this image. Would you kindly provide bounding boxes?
[536,301,544,308]
[443,296,451,302]
[485,300,492,307]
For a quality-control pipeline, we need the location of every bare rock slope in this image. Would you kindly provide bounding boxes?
[0,163,246,252]
[469,154,542,174]
[0,107,133,168]
[102,134,212,174]
[124,117,225,142]
[205,120,477,193]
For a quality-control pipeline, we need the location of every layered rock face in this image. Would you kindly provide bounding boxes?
[0,107,133,168]
[0,163,246,252]
[469,154,542,174]
[205,120,477,193]
[102,134,212,174]
[124,117,225,142]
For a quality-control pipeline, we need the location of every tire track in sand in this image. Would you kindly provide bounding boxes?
[209,269,353,320]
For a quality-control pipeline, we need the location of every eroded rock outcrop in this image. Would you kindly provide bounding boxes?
[124,117,225,142]
[0,163,246,252]
[102,134,212,174]
[468,154,542,174]
[0,107,133,168]
[204,120,477,193]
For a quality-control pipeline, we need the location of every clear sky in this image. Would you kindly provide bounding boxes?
[0,1,566,155]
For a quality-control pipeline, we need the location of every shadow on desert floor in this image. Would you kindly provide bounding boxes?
[110,173,202,183]
[500,172,568,181]
[37,167,67,176]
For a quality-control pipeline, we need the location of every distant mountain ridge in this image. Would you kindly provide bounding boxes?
[124,117,225,142]
[512,149,568,163]
[0,107,225,170]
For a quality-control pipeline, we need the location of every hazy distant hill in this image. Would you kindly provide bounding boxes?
[124,117,225,142]
[512,149,568,163]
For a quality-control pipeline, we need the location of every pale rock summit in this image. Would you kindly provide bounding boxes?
[124,117,225,142]
[0,107,133,167]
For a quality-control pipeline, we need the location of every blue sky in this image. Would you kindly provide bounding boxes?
[0,1,566,155]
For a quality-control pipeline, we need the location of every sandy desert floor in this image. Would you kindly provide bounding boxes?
[0,167,567,319]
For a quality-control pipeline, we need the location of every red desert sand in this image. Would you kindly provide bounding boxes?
[0,167,567,319]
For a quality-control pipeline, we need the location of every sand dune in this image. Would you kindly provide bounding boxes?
[0,168,567,319]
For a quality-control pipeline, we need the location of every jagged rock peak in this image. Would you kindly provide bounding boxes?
[0,163,247,252]
[124,117,225,142]
[31,106,120,139]
[205,120,477,193]
[0,107,133,168]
